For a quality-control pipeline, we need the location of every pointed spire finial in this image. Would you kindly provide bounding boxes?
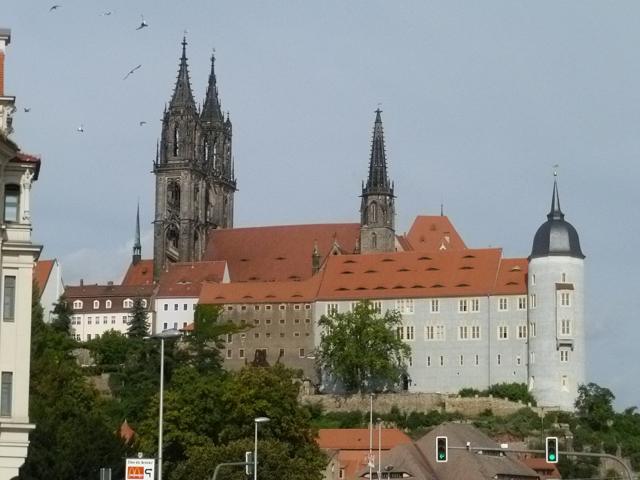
[169,36,196,110]
[548,165,564,221]
[364,108,390,191]
[440,203,444,216]
[133,202,142,264]
[201,47,223,122]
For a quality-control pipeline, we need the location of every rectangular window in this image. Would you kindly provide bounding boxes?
[265,305,272,311]
[426,355,431,367]
[560,350,569,362]
[408,355,413,367]
[163,322,168,330]
[497,354,502,365]
[174,304,178,311]
[498,326,508,339]
[436,325,445,341]
[498,297,508,311]
[4,185,19,222]
[87,334,92,341]
[254,305,261,311]
[430,299,439,313]
[530,322,536,337]
[458,326,469,340]
[226,349,232,359]
[326,303,338,315]
[254,319,260,325]
[405,325,415,341]
[279,304,286,311]
[560,292,571,307]
[397,326,404,340]
[294,304,301,311]
[531,274,536,285]
[424,325,434,340]
[173,322,177,329]
[471,325,480,339]
[279,318,285,325]
[299,348,305,358]
[372,301,382,313]
[439,355,445,367]
[2,276,16,321]
[518,296,527,310]
[518,325,527,339]
[459,355,464,366]
[458,299,468,313]
[183,304,188,311]
[239,349,245,359]
[561,319,571,336]
[163,303,168,311]
[530,294,537,309]
[470,298,480,312]
[254,333,260,339]
[530,351,535,364]
[516,356,522,366]
[279,348,285,357]
[0,372,12,416]
[561,375,568,389]
[475,354,479,366]
[111,316,116,324]
[350,302,359,312]
[396,299,414,314]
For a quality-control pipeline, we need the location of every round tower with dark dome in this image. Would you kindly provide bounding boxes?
[527,173,585,410]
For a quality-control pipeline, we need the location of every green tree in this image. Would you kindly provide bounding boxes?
[575,383,616,430]
[86,330,130,369]
[486,383,537,405]
[51,294,73,334]
[21,289,127,479]
[127,298,149,338]
[318,300,410,393]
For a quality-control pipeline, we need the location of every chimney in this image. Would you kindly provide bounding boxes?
[80,279,84,287]
[0,29,10,97]
[107,281,113,286]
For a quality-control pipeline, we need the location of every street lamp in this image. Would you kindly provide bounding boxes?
[254,416,270,480]
[147,328,182,480]
[377,418,382,480]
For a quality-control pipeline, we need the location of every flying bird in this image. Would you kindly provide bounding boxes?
[49,4,61,11]
[23,108,31,113]
[123,64,142,80]
[139,121,147,126]
[136,15,148,30]
[77,124,84,133]
[101,10,113,16]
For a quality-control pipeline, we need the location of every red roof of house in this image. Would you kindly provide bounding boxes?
[156,261,228,298]
[402,216,466,251]
[202,223,360,282]
[316,248,527,301]
[199,276,321,304]
[66,283,154,299]
[317,428,412,450]
[119,420,136,444]
[520,458,562,479]
[33,259,55,296]
[121,259,154,286]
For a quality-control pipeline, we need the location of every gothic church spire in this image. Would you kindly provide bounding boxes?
[201,52,223,122]
[365,109,391,192]
[169,37,196,110]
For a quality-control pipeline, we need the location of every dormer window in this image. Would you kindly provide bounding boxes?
[123,298,133,309]
[73,300,83,309]
[105,300,112,309]
[141,299,148,308]
[4,184,19,222]
[93,300,100,309]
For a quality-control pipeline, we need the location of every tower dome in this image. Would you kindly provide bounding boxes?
[530,176,584,260]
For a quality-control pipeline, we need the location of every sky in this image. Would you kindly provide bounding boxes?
[4,1,640,409]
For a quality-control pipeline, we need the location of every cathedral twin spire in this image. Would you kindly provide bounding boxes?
[365,109,392,193]
[169,37,197,110]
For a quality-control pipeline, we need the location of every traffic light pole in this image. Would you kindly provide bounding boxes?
[448,446,635,480]
[210,461,251,480]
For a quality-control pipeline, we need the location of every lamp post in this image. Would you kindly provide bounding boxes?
[147,328,182,480]
[254,417,270,480]
[377,418,382,480]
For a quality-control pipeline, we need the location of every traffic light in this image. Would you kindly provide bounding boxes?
[545,436,559,464]
[436,436,448,463]
[245,451,254,475]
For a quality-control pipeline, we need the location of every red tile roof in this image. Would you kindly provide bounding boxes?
[33,259,55,296]
[317,428,412,450]
[202,223,360,282]
[520,458,562,479]
[157,261,228,298]
[316,248,527,301]
[199,276,321,304]
[121,259,154,286]
[402,216,466,251]
[66,283,154,300]
[493,257,528,295]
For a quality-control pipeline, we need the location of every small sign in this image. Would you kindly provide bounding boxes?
[126,458,155,480]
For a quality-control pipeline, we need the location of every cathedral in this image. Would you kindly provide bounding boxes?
[69,38,587,411]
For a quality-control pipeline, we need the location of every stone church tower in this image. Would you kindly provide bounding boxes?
[360,109,395,253]
[153,38,236,278]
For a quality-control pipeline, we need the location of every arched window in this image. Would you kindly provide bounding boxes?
[4,184,19,222]
[173,125,179,156]
[369,203,377,224]
[141,299,148,308]
[105,300,112,309]
[123,298,133,309]
[73,300,83,309]
[93,300,100,309]
[212,139,218,168]
[371,232,377,249]
[167,226,179,250]
[167,182,181,209]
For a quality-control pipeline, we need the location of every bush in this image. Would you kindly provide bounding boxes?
[459,388,480,398]
[457,383,536,406]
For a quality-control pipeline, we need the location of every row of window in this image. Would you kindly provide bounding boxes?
[242,318,312,326]
[226,331,311,341]
[226,347,307,360]
[163,303,196,312]
[72,298,147,310]
[399,324,529,341]
[72,315,133,326]
[415,350,571,368]
[530,272,571,285]
[226,303,312,312]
